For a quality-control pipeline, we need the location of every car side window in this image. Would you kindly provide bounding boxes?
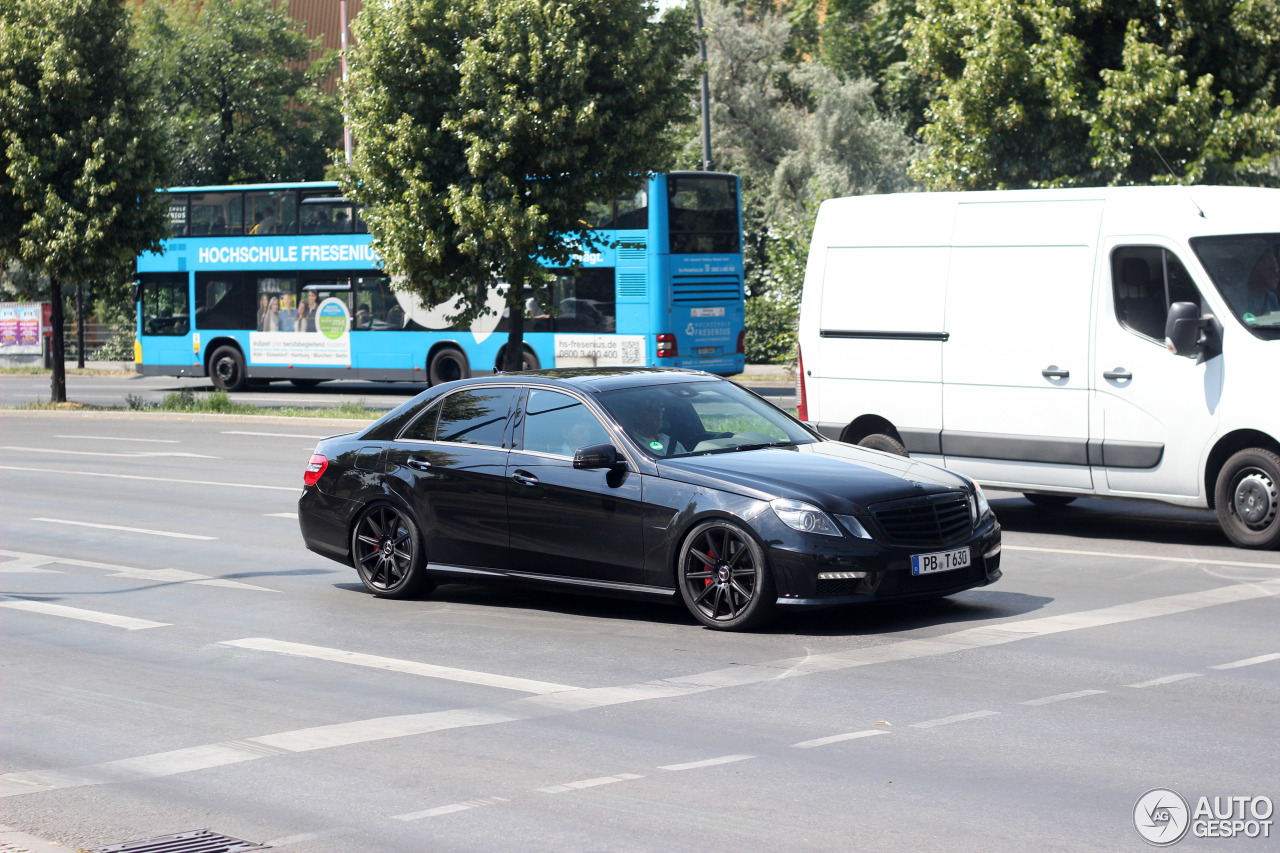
[434,388,518,448]
[1111,247,1200,342]
[520,389,611,456]
[400,402,441,442]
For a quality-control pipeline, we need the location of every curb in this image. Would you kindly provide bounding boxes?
[0,824,74,853]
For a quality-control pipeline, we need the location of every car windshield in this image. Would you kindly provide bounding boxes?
[1191,233,1280,339]
[598,381,816,458]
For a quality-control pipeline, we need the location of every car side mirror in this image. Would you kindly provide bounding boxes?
[573,443,622,470]
[1165,302,1201,357]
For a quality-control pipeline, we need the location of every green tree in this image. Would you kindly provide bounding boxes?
[134,0,341,185]
[907,0,1280,190]
[0,0,169,401]
[344,0,694,371]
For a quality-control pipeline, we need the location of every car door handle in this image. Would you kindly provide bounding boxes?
[1103,368,1133,381]
[512,471,540,487]
[406,456,432,471]
[1041,365,1070,379]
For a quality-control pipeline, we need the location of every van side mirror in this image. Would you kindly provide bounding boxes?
[1165,302,1201,356]
[573,443,622,470]
[1165,302,1223,362]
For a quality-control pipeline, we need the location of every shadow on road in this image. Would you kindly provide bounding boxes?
[988,493,1228,549]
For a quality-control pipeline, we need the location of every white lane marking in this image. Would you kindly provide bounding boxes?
[0,465,296,492]
[792,730,888,749]
[6,578,1278,798]
[0,555,61,574]
[658,754,754,771]
[223,431,331,439]
[31,518,217,541]
[0,595,169,631]
[0,549,275,592]
[1019,689,1107,706]
[261,830,343,848]
[220,638,579,695]
[394,797,509,822]
[265,512,298,519]
[910,710,1001,729]
[1004,544,1280,571]
[538,774,643,794]
[1126,673,1203,689]
[1209,653,1280,669]
[0,446,218,459]
[54,435,180,443]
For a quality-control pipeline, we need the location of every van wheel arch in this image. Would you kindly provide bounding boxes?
[1205,430,1280,510]
[841,416,908,457]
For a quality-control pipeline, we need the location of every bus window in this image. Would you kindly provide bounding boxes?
[196,272,254,330]
[582,198,614,229]
[300,192,359,234]
[246,190,297,235]
[667,175,739,254]
[140,273,189,336]
[301,278,353,333]
[190,192,243,236]
[354,275,400,330]
[255,276,297,332]
[165,193,188,237]
[548,268,616,332]
[614,186,649,230]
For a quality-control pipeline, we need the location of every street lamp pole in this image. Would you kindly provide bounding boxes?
[693,0,711,171]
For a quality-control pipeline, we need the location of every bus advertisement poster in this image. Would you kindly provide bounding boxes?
[553,334,647,367]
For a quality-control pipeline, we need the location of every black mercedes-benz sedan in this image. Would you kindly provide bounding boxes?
[298,368,1001,631]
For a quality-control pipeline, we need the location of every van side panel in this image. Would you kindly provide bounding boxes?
[940,200,1103,489]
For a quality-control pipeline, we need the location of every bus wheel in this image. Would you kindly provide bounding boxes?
[209,346,247,392]
[1215,447,1280,549]
[428,346,469,386]
[496,346,540,372]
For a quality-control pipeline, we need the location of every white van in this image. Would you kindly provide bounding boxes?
[796,186,1280,549]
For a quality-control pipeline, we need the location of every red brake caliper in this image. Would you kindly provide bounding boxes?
[705,549,714,587]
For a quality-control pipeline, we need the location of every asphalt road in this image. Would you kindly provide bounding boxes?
[1,410,1277,852]
[0,371,798,412]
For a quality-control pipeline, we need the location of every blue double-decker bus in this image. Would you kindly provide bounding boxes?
[134,173,746,390]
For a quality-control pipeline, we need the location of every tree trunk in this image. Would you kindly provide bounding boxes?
[49,274,67,403]
[76,280,86,369]
[502,277,525,373]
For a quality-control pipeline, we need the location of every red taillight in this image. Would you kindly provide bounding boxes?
[796,345,808,422]
[304,453,328,486]
[735,329,745,354]
[656,333,677,358]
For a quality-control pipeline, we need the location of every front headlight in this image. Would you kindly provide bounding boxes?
[968,482,991,524]
[771,498,842,537]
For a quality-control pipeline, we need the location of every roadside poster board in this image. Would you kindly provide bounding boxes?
[0,302,46,354]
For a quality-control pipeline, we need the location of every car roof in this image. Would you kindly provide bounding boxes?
[470,367,724,393]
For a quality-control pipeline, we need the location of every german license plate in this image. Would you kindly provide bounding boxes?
[694,347,717,355]
[911,547,970,575]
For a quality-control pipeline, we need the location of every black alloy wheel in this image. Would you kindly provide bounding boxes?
[351,503,434,597]
[208,345,247,392]
[678,520,775,630]
[1215,447,1280,549]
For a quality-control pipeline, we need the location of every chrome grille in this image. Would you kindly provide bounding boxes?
[870,493,971,547]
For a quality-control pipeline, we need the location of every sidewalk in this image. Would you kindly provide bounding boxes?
[0,824,73,852]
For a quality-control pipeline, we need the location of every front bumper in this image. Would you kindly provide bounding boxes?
[769,518,1002,609]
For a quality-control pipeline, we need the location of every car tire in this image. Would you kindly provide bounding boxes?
[677,520,776,631]
[857,433,908,457]
[1214,447,1280,550]
[428,346,469,386]
[291,378,323,389]
[208,345,247,392]
[350,503,435,598]
[1023,493,1078,508]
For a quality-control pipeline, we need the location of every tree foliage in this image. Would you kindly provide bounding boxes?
[0,0,169,399]
[133,0,341,185]
[344,0,694,370]
[907,0,1280,189]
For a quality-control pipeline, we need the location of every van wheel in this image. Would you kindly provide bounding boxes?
[1214,448,1280,549]
[208,346,247,392]
[428,346,469,385]
[857,433,908,457]
[1024,494,1077,508]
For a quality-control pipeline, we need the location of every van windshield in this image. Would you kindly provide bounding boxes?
[1191,234,1280,340]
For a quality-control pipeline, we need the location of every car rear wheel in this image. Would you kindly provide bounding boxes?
[1215,448,1280,549]
[351,503,435,598]
[678,520,775,631]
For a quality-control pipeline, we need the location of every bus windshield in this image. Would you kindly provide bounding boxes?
[1191,234,1280,339]
[667,174,740,254]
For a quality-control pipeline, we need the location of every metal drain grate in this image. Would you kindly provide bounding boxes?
[88,829,268,853]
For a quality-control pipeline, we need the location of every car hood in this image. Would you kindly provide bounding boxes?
[658,441,970,514]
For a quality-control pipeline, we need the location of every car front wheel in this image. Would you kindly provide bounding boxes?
[677,520,776,631]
